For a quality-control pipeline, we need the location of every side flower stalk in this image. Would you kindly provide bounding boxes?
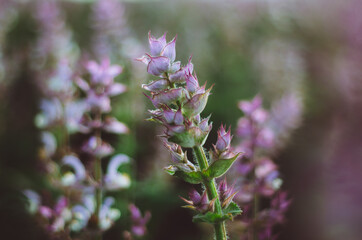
[234,95,299,240]
[24,58,132,239]
[138,32,242,240]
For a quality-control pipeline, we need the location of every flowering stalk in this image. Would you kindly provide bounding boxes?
[234,95,299,239]
[138,32,242,240]
[76,58,130,238]
[25,58,131,239]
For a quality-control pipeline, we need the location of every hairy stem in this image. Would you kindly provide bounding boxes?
[193,146,227,240]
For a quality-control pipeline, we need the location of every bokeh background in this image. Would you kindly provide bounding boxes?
[0,0,361,240]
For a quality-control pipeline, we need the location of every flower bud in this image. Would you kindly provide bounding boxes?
[215,125,232,152]
[163,140,187,163]
[185,71,199,93]
[148,31,167,56]
[182,86,212,117]
[218,179,238,208]
[169,57,194,83]
[180,189,215,213]
[142,79,169,92]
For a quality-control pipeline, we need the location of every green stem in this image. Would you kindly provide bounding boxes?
[253,194,259,240]
[193,146,227,240]
[94,156,102,240]
[94,112,103,240]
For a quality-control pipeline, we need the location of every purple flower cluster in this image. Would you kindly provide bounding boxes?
[236,95,275,158]
[139,32,242,240]
[138,32,215,148]
[234,95,294,239]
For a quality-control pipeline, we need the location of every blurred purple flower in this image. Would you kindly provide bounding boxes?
[129,204,151,237]
[81,136,114,158]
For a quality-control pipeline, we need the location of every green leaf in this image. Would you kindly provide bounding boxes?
[164,165,203,184]
[174,170,204,184]
[192,212,224,223]
[192,202,242,224]
[204,153,241,179]
[222,202,242,218]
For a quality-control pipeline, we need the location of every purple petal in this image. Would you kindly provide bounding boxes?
[54,197,68,215]
[167,125,186,135]
[169,61,181,73]
[163,107,175,123]
[174,109,184,125]
[255,158,277,178]
[169,57,194,83]
[108,65,122,77]
[82,136,97,152]
[218,179,228,193]
[238,95,262,114]
[199,191,208,206]
[39,206,53,219]
[188,189,201,204]
[185,71,199,93]
[252,108,268,124]
[216,135,228,151]
[142,79,169,91]
[149,88,184,107]
[148,31,167,56]
[236,117,252,137]
[62,155,86,181]
[86,61,101,78]
[86,92,111,113]
[215,125,232,151]
[129,204,142,219]
[75,77,90,92]
[147,56,170,76]
[106,154,130,176]
[107,83,126,96]
[199,116,212,132]
[103,117,129,134]
[161,36,176,62]
[132,226,146,237]
[96,142,114,158]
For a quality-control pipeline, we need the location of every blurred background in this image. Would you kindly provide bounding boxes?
[0,0,361,239]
